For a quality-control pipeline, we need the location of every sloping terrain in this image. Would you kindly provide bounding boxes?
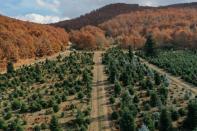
[53,2,197,50]
[69,26,109,50]
[99,7,197,49]
[52,2,197,32]
[165,2,197,8]
[52,3,151,30]
[0,15,69,68]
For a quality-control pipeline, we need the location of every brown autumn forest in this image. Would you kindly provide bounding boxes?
[66,5,197,50]
[69,26,109,50]
[1,4,197,68]
[99,8,197,49]
[53,3,149,30]
[0,15,69,68]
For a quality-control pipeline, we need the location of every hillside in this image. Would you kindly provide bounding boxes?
[99,7,197,49]
[52,2,197,31]
[69,25,109,50]
[165,2,197,8]
[52,2,197,49]
[52,3,151,30]
[0,15,69,68]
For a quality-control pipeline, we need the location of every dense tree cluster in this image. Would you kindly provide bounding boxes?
[184,99,197,130]
[52,3,144,30]
[144,35,157,57]
[100,8,197,49]
[70,25,109,50]
[138,50,197,86]
[0,15,69,68]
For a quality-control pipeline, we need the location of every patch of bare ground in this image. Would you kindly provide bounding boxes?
[23,95,85,131]
[89,51,112,131]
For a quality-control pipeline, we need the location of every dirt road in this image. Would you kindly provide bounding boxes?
[139,57,197,95]
[89,51,112,131]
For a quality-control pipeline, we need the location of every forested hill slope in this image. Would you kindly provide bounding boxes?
[99,6,197,49]
[52,3,151,31]
[52,2,197,31]
[165,2,197,8]
[0,15,69,68]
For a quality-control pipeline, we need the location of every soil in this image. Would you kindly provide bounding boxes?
[89,51,112,131]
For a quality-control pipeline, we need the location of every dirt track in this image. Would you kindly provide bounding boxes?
[139,57,197,95]
[0,50,112,131]
[2,49,196,130]
[89,51,112,131]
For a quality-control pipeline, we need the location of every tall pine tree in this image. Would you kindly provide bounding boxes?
[144,35,157,57]
[159,108,172,131]
[7,61,14,74]
[120,109,136,131]
[128,45,134,60]
[50,115,61,131]
[184,99,197,130]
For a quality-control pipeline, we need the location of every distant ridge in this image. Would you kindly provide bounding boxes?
[52,3,151,30]
[165,2,197,8]
[52,2,197,31]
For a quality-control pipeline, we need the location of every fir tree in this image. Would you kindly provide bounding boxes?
[159,108,172,131]
[144,35,157,57]
[128,45,134,60]
[184,99,197,130]
[50,115,61,131]
[120,109,136,131]
[154,72,161,85]
[7,61,14,74]
[150,92,161,107]
[114,81,121,96]
[143,114,155,131]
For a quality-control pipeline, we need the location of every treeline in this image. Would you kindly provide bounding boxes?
[52,3,146,30]
[99,8,197,49]
[70,26,109,50]
[0,15,69,66]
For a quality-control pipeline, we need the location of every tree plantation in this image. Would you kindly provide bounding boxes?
[138,50,197,86]
[102,48,197,131]
[0,46,196,131]
[0,52,94,131]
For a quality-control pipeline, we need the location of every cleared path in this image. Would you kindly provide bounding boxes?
[89,51,112,131]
